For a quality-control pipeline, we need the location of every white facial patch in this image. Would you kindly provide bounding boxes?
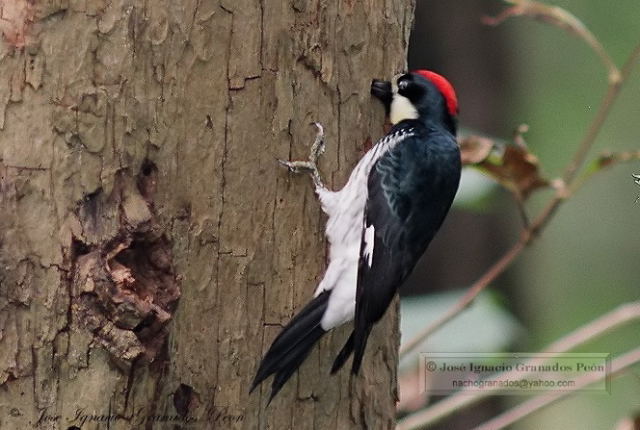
[390,78,418,125]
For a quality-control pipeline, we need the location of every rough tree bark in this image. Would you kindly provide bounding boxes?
[0,1,414,429]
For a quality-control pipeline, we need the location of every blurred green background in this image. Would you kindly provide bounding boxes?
[512,1,640,428]
[402,1,640,428]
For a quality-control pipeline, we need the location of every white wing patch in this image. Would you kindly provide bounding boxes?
[363,224,375,267]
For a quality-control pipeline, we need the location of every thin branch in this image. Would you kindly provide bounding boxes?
[570,150,640,195]
[396,302,640,430]
[513,193,531,228]
[473,347,640,430]
[562,41,640,184]
[484,1,620,81]
[541,302,640,353]
[399,239,527,357]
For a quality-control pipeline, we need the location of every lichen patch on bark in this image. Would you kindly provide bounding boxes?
[0,0,34,48]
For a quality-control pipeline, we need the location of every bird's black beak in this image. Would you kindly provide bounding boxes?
[371,79,392,114]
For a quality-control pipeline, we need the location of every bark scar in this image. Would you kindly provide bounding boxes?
[69,160,180,368]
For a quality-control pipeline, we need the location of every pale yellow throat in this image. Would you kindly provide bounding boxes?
[389,78,418,124]
[390,94,418,124]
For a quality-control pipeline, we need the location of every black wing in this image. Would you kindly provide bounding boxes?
[350,130,460,374]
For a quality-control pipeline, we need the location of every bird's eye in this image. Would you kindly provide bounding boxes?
[398,79,409,90]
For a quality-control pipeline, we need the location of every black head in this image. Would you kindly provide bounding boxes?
[371,70,458,134]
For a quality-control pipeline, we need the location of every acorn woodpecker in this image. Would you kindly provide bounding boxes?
[251,70,462,402]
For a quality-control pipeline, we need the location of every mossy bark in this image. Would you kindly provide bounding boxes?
[0,1,414,428]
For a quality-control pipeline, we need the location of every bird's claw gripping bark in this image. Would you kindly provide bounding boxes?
[278,122,326,188]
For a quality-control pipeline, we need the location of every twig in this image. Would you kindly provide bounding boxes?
[399,239,527,357]
[570,150,640,196]
[540,301,640,353]
[484,1,620,81]
[396,302,640,430]
[472,347,640,430]
[562,41,640,184]
[512,194,530,228]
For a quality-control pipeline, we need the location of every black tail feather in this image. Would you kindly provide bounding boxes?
[251,291,330,400]
[351,325,373,375]
[267,324,325,404]
[330,331,354,374]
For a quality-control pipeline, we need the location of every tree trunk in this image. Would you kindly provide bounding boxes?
[0,1,414,429]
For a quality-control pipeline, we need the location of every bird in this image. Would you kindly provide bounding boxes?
[251,70,462,403]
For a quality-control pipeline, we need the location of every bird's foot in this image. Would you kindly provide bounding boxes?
[278,122,326,188]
